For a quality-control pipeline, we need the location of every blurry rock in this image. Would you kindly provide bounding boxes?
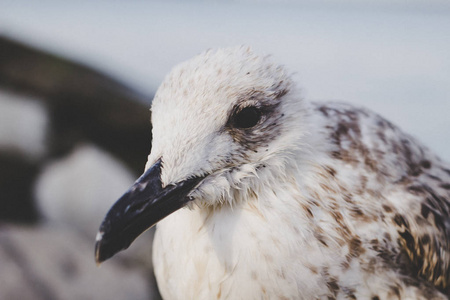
[35,143,156,272]
[0,36,161,299]
[35,144,135,238]
[0,90,48,223]
[0,35,152,171]
[0,35,153,224]
[0,90,48,159]
[0,224,153,300]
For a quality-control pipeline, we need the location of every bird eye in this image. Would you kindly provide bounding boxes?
[233,106,261,129]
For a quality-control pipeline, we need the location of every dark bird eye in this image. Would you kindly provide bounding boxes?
[233,106,261,129]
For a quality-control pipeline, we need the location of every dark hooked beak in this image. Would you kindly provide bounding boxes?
[95,159,204,264]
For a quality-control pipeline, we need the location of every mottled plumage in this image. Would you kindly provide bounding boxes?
[96,47,450,299]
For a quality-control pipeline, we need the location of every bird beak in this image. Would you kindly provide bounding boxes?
[95,158,204,264]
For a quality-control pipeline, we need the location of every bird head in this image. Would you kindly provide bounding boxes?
[95,46,309,263]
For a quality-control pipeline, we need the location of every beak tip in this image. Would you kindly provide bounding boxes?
[95,243,111,266]
[94,229,130,264]
[94,240,103,265]
[95,259,102,267]
[94,231,108,265]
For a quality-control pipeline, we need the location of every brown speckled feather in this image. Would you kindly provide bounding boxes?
[315,102,450,296]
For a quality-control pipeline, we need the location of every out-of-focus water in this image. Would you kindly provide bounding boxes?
[1,0,449,160]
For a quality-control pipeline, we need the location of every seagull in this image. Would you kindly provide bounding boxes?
[95,47,450,299]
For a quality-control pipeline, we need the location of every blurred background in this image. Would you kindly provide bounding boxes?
[0,1,449,299]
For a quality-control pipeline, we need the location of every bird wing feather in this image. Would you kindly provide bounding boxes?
[314,102,450,294]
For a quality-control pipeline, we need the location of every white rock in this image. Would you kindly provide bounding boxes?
[0,90,47,159]
[35,144,135,238]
